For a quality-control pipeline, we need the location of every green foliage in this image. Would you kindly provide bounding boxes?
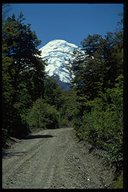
[72,16,123,175]
[2,128,9,148]
[25,99,59,130]
[112,171,123,188]
[74,75,123,171]
[44,76,63,110]
[2,13,45,142]
[2,56,14,103]
[72,28,123,101]
[2,100,30,139]
[59,90,79,127]
[2,13,45,103]
[44,79,79,128]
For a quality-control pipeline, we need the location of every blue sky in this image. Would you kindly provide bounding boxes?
[8,3,123,48]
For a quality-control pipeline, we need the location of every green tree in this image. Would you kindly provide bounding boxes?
[72,27,123,102]
[59,89,79,127]
[25,99,59,130]
[72,16,123,177]
[3,13,45,102]
[44,76,63,110]
[2,13,45,140]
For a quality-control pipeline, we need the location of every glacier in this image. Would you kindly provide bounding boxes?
[39,39,86,89]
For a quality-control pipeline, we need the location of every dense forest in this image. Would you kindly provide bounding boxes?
[2,5,123,188]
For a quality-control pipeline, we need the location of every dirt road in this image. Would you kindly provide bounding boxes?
[2,127,114,189]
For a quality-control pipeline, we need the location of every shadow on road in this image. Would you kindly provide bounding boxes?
[2,151,27,158]
[24,134,54,140]
[2,135,54,158]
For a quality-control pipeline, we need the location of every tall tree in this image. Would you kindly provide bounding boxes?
[3,13,45,102]
[2,13,45,138]
[72,30,123,101]
[44,76,63,110]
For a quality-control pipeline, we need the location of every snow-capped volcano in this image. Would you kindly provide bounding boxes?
[39,39,86,89]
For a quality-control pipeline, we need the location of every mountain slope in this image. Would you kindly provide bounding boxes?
[39,39,86,89]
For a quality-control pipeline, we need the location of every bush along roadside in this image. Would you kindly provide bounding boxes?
[24,98,60,131]
[74,75,123,188]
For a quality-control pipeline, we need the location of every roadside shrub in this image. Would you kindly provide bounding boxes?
[59,90,79,128]
[59,115,75,128]
[75,75,123,172]
[2,101,30,140]
[25,98,59,130]
[81,102,123,170]
[112,171,123,188]
[2,128,8,148]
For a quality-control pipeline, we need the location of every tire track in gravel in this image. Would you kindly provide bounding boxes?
[2,128,114,189]
[2,131,50,178]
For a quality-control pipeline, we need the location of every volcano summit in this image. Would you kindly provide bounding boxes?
[40,39,86,89]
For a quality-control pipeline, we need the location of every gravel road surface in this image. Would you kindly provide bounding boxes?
[2,127,114,189]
